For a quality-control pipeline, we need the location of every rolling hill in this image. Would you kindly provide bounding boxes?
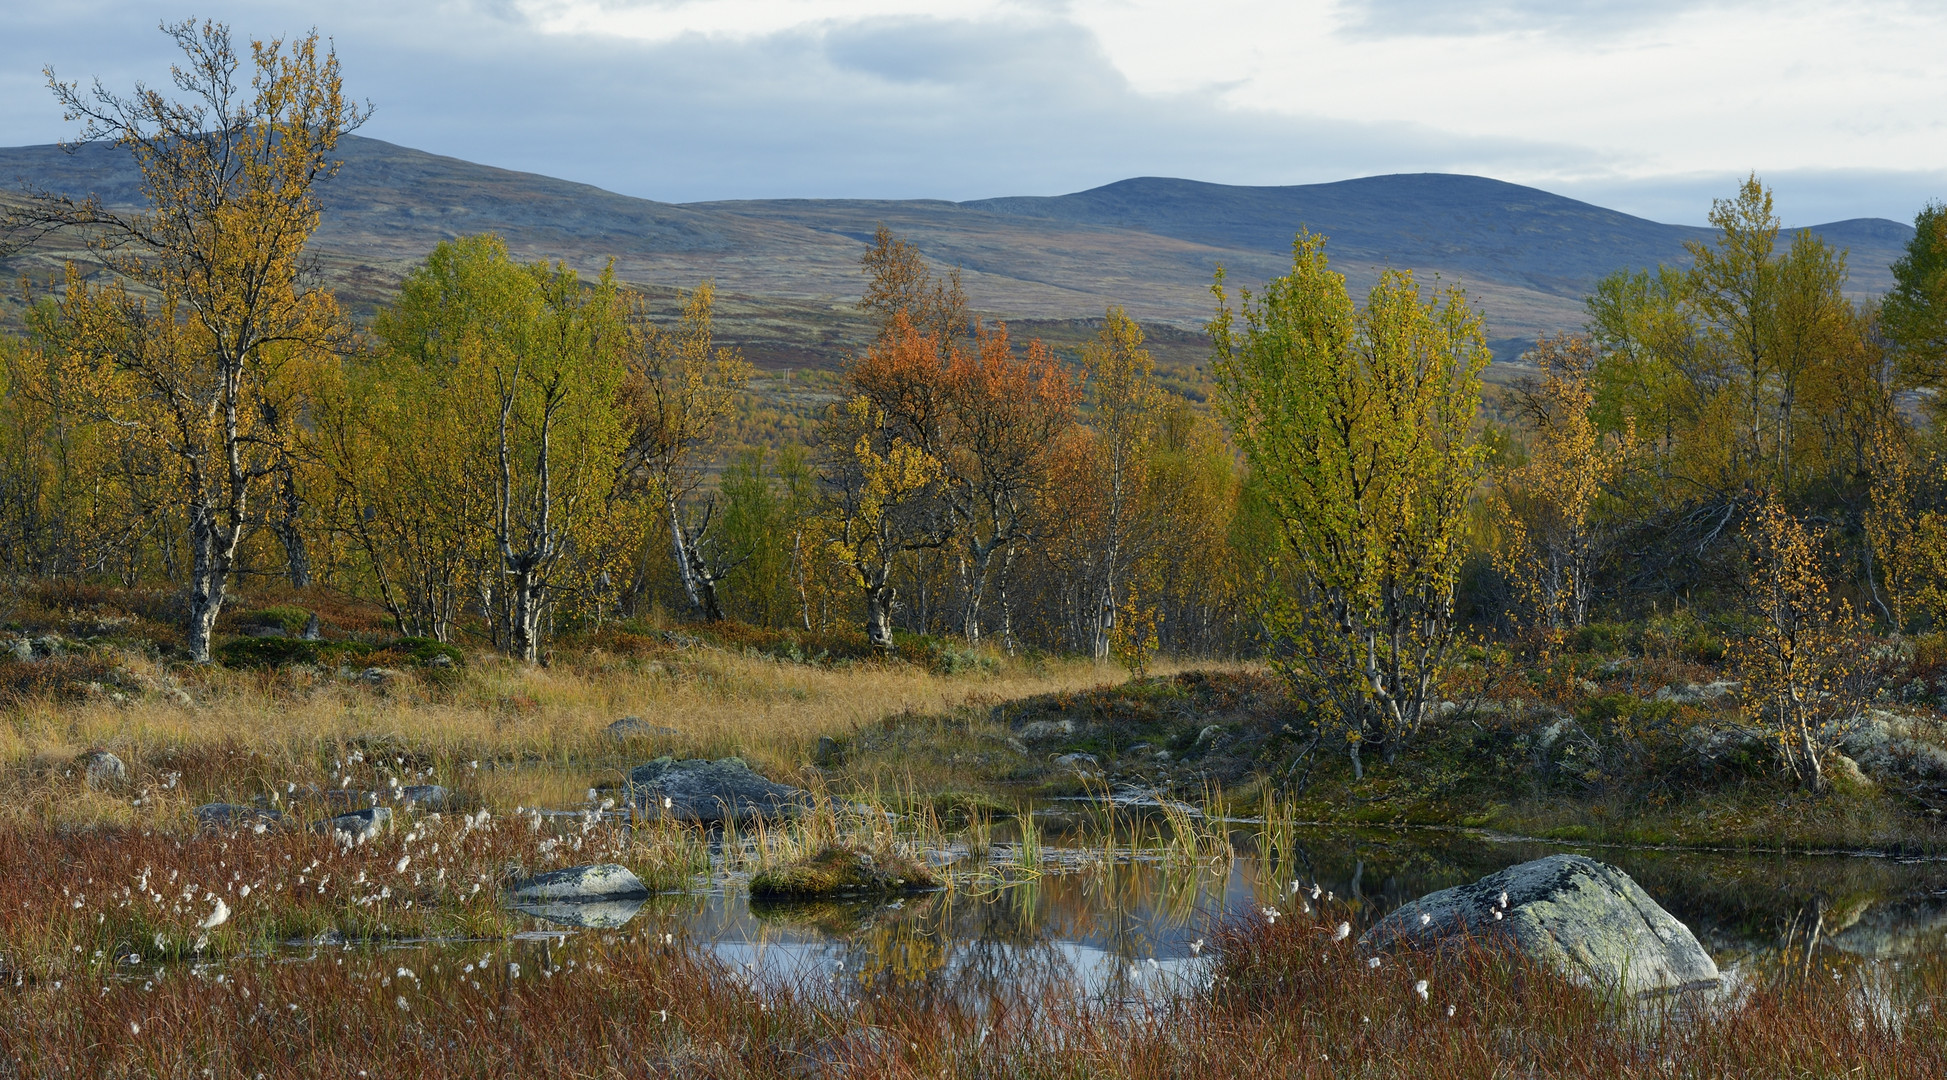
[0,135,1919,376]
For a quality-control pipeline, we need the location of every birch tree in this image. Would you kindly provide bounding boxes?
[1213,233,1488,777]
[1,21,365,661]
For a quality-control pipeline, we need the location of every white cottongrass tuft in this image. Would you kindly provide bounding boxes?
[1334,922,1351,942]
[1414,979,1429,1002]
[129,1022,140,1035]
[1499,891,1509,909]
[395,856,410,873]
[1261,906,1280,924]
[1367,956,1382,969]
[1419,912,1432,927]
[198,898,229,931]
[1448,1004,1457,1017]
[396,995,409,1011]
[1190,938,1205,956]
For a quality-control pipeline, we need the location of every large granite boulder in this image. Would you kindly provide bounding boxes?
[628,757,811,823]
[508,863,650,902]
[1361,854,1718,996]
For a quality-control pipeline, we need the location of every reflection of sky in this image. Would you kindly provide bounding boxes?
[504,827,1947,1006]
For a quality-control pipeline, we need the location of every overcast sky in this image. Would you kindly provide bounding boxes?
[2,0,1943,225]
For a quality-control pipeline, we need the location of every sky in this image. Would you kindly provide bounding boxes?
[1,0,1943,226]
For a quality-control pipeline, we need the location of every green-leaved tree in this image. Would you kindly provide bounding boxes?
[1212,233,1488,778]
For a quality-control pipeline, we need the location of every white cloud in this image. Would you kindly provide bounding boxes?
[0,0,1941,224]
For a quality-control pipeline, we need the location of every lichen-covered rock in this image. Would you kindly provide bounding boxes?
[749,846,938,899]
[508,863,650,902]
[194,803,285,831]
[628,757,811,823]
[1361,854,1718,996]
[77,749,126,790]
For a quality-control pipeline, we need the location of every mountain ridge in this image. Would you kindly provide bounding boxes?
[0,135,1919,372]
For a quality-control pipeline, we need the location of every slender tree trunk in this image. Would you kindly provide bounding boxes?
[864,580,896,649]
[184,506,235,664]
[274,464,312,588]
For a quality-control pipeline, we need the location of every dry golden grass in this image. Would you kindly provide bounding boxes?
[0,642,1229,825]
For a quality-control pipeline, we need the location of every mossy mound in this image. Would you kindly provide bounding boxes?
[749,846,939,899]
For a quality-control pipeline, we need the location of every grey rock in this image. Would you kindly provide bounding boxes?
[508,863,650,902]
[359,667,404,686]
[194,803,285,831]
[1052,752,1101,771]
[1195,724,1225,746]
[1682,721,1765,766]
[78,749,127,790]
[323,807,392,841]
[628,757,812,823]
[32,635,64,659]
[606,716,679,742]
[397,784,452,810]
[1653,680,1739,705]
[301,613,322,641]
[814,734,844,766]
[167,687,194,707]
[1018,719,1077,743]
[5,639,31,663]
[1362,854,1718,996]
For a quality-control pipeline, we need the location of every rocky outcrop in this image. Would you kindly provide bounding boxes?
[508,863,651,902]
[1362,854,1719,996]
[628,757,811,823]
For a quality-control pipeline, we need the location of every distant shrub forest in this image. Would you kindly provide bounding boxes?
[4,25,1947,788]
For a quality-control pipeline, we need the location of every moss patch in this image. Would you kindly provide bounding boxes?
[748,846,939,899]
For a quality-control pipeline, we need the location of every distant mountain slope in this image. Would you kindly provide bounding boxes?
[963,174,1912,299]
[0,136,1920,373]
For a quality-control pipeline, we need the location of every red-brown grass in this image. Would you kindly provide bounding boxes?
[3,891,1944,1078]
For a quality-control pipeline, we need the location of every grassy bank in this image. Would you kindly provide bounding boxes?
[2,897,1938,1079]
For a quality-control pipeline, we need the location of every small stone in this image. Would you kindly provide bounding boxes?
[1052,752,1101,771]
[194,803,286,831]
[508,863,650,902]
[1018,719,1077,743]
[5,639,32,663]
[359,667,404,686]
[397,784,451,810]
[813,735,843,766]
[606,716,679,742]
[322,807,392,841]
[78,749,127,791]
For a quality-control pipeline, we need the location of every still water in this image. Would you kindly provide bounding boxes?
[506,817,1947,1001]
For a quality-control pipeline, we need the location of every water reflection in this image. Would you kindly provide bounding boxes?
[504,822,1947,1006]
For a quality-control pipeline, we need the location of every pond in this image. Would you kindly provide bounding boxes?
[493,810,1947,1005]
